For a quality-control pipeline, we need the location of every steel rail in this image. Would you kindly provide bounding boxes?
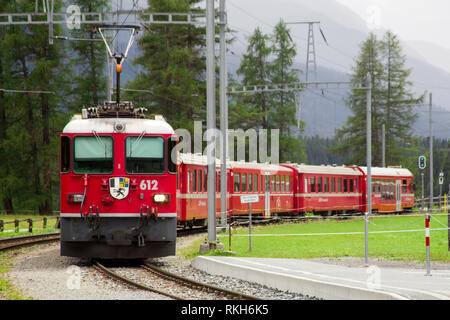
[142,262,261,300]
[93,260,184,300]
[0,232,60,252]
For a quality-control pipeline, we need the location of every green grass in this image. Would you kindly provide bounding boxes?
[0,214,58,299]
[0,252,32,300]
[0,214,59,239]
[181,214,450,263]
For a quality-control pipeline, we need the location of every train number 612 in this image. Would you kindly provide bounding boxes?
[140,180,158,191]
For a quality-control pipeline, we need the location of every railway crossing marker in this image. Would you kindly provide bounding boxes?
[241,195,259,251]
[425,214,431,276]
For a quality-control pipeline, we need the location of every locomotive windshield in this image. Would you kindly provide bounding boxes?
[125,136,165,174]
[73,136,113,173]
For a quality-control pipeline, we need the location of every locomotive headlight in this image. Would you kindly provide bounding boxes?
[68,194,84,204]
[153,193,170,203]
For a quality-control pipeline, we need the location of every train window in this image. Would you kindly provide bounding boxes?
[204,171,207,192]
[193,169,197,192]
[198,170,202,192]
[254,174,258,192]
[281,176,285,192]
[187,170,190,192]
[73,136,113,174]
[261,175,264,192]
[248,174,253,192]
[350,179,354,192]
[324,177,329,192]
[355,179,358,192]
[286,176,290,192]
[234,173,240,192]
[271,176,275,192]
[242,174,247,192]
[217,172,220,192]
[305,178,308,193]
[343,178,348,193]
[125,136,165,174]
[168,137,177,174]
[402,179,407,193]
[60,136,71,173]
[276,175,280,192]
[311,177,315,192]
[331,178,335,192]
[317,177,322,193]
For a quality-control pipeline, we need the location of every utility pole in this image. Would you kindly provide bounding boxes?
[206,0,217,248]
[429,92,433,210]
[382,123,385,167]
[365,73,372,266]
[219,0,228,229]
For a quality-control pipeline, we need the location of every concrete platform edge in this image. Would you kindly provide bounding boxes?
[192,256,407,300]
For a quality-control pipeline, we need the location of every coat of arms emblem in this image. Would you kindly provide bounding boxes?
[109,177,130,200]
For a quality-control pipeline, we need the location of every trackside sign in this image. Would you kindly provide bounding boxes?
[240,194,259,204]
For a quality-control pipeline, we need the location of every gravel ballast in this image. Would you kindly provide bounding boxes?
[5,235,314,300]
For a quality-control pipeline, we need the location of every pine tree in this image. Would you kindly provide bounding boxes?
[269,20,304,162]
[125,0,206,132]
[335,31,421,167]
[0,0,69,214]
[335,33,384,165]
[234,27,272,130]
[69,0,109,107]
[379,31,422,165]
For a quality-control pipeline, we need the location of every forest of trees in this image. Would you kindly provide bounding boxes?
[0,1,448,214]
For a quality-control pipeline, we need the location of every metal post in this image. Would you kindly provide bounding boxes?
[421,171,425,209]
[365,73,372,266]
[382,123,385,167]
[425,213,431,276]
[429,93,433,211]
[219,0,228,228]
[249,203,252,251]
[206,0,216,246]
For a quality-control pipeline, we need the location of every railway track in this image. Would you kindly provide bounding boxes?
[93,260,261,300]
[0,232,60,252]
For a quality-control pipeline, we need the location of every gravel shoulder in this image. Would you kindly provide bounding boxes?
[7,233,447,300]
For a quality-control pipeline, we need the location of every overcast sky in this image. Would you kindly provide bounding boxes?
[336,0,450,49]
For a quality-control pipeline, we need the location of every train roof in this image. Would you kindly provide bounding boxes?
[62,115,175,135]
[359,167,413,177]
[178,153,229,168]
[288,164,362,176]
[178,153,291,172]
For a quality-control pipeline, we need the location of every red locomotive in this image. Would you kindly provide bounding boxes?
[59,102,178,259]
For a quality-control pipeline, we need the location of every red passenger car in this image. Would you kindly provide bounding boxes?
[285,164,363,215]
[356,167,414,213]
[59,103,178,259]
[230,161,295,217]
[176,153,225,228]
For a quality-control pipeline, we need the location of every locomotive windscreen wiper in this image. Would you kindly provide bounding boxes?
[92,130,107,158]
[129,131,146,157]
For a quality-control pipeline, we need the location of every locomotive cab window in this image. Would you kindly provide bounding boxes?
[168,137,177,174]
[73,136,113,174]
[60,136,71,173]
[125,136,165,174]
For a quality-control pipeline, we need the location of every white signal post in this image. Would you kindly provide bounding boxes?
[425,214,431,276]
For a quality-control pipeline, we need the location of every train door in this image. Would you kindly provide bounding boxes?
[396,180,401,211]
[264,172,270,217]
